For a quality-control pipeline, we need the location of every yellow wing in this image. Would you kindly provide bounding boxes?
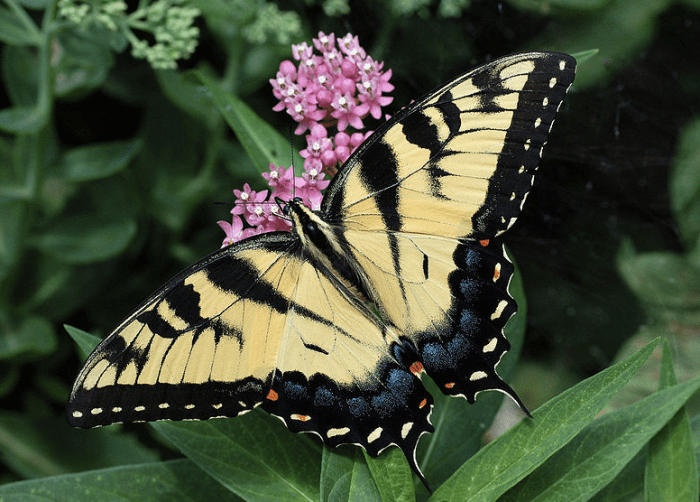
[325,52,575,240]
[67,232,432,469]
[321,52,576,403]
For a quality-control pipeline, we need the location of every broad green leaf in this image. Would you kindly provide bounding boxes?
[0,104,49,133]
[0,315,56,360]
[0,412,158,479]
[588,449,645,502]
[53,27,118,97]
[64,325,100,361]
[2,45,39,106]
[194,70,301,172]
[670,117,700,251]
[364,448,415,502]
[0,459,242,501]
[498,366,700,501]
[32,214,137,264]
[153,410,321,502]
[321,447,380,502]
[0,6,40,46]
[644,340,698,502]
[58,139,142,182]
[431,338,660,501]
[617,240,700,324]
[156,70,215,122]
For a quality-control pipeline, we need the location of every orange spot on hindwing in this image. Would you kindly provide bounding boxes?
[444,382,455,389]
[419,398,428,409]
[479,239,490,247]
[409,361,424,375]
[266,389,278,401]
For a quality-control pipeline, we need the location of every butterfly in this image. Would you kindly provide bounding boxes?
[67,51,576,487]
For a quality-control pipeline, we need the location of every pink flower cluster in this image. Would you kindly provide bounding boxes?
[219,32,394,247]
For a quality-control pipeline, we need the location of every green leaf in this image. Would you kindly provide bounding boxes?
[498,365,700,501]
[0,459,243,501]
[321,447,380,502]
[0,413,158,479]
[156,70,215,122]
[193,70,301,172]
[64,325,100,361]
[431,338,660,501]
[670,117,700,251]
[32,214,138,264]
[364,448,415,502]
[617,241,700,324]
[588,449,645,502]
[0,6,40,46]
[53,27,118,98]
[0,315,56,360]
[0,104,49,133]
[644,340,699,502]
[2,45,39,106]
[152,410,322,502]
[58,139,142,182]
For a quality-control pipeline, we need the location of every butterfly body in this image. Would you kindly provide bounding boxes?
[68,52,576,483]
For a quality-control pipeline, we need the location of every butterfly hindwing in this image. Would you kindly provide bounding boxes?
[67,231,433,472]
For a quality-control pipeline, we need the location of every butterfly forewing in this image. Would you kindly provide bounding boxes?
[325,52,576,240]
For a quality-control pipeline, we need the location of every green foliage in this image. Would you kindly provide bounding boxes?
[1,0,699,500]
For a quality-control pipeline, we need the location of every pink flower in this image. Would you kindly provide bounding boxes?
[338,33,366,60]
[300,125,337,172]
[221,32,394,246]
[359,77,394,119]
[331,92,369,131]
[313,32,335,53]
[300,168,330,209]
[231,184,259,215]
[262,164,295,200]
[217,215,244,247]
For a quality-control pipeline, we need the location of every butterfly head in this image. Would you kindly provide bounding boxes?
[275,196,304,217]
